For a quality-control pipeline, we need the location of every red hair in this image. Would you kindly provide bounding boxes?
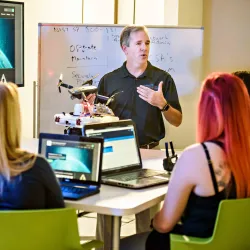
[197,72,250,198]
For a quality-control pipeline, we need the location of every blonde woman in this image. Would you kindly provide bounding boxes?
[0,82,64,209]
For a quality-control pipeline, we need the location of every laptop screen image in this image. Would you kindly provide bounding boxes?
[39,134,103,184]
[84,121,141,172]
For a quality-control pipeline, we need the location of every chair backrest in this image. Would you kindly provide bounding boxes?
[0,208,82,250]
[212,198,250,248]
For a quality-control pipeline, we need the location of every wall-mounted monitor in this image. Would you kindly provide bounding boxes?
[0,1,24,87]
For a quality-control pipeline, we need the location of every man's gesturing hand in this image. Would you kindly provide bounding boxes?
[137,81,167,109]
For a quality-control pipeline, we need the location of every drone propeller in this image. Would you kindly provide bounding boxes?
[57,74,74,93]
[81,74,99,86]
[106,91,124,106]
[57,74,63,93]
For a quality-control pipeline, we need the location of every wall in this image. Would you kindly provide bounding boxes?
[135,0,165,25]
[202,0,250,76]
[12,0,82,138]
[113,0,180,25]
[83,0,114,24]
[178,0,203,27]
[164,0,179,25]
[118,0,134,24]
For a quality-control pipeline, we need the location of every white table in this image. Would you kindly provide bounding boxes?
[65,149,168,215]
[65,149,170,249]
[21,138,180,249]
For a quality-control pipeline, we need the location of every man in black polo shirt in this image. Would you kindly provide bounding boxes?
[88,25,182,149]
[88,25,183,249]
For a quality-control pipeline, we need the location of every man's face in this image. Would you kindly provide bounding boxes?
[122,30,150,65]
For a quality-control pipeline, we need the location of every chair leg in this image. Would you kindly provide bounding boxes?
[77,210,91,217]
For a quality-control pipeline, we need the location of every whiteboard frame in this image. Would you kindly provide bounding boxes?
[38,23,204,29]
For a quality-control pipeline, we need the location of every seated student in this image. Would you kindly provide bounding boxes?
[121,72,250,250]
[0,82,64,209]
[232,70,250,95]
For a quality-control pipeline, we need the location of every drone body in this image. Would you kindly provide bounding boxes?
[54,74,120,130]
[54,112,119,128]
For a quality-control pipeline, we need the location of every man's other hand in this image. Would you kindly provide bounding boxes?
[86,93,96,105]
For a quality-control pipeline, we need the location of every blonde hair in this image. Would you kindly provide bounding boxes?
[0,82,36,181]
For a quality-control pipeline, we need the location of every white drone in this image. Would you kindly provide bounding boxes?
[54,74,121,129]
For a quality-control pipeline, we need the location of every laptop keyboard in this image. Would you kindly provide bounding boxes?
[110,169,169,182]
[61,185,93,195]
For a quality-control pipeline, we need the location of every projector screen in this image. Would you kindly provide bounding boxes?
[0,1,24,87]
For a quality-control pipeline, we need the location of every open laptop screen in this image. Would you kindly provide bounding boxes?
[39,134,102,183]
[84,122,141,172]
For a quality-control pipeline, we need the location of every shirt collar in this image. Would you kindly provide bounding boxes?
[121,61,153,78]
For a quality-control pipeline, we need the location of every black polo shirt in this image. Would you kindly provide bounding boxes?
[97,61,182,146]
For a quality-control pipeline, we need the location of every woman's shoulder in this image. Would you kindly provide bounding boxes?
[178,142,224,170]
[32,155,53,172]
[180,143,204,159]
[174,143,205,173]
[181,142,224,158]
[33,155,48,164]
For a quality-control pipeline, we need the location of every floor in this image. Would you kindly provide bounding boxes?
[78,212,136,240]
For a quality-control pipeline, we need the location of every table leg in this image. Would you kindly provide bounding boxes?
[111,215,121,249]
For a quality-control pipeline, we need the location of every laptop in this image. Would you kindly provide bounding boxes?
[83,120,170,189]
[38,133,104,200]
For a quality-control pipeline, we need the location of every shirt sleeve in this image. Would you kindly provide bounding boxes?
[36,156,65,209]
[164,74,182,113]
[97,76,105,95]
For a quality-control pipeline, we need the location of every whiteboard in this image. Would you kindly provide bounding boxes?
[38,24,204,149]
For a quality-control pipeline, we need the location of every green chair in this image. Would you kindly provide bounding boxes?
[0,208,103,250]
[170,198,250,250]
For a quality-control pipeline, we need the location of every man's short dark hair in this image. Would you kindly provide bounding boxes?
[232,70,250,96]
[120,25,148,48]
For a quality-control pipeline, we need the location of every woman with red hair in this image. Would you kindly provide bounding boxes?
[121,72,250,250]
